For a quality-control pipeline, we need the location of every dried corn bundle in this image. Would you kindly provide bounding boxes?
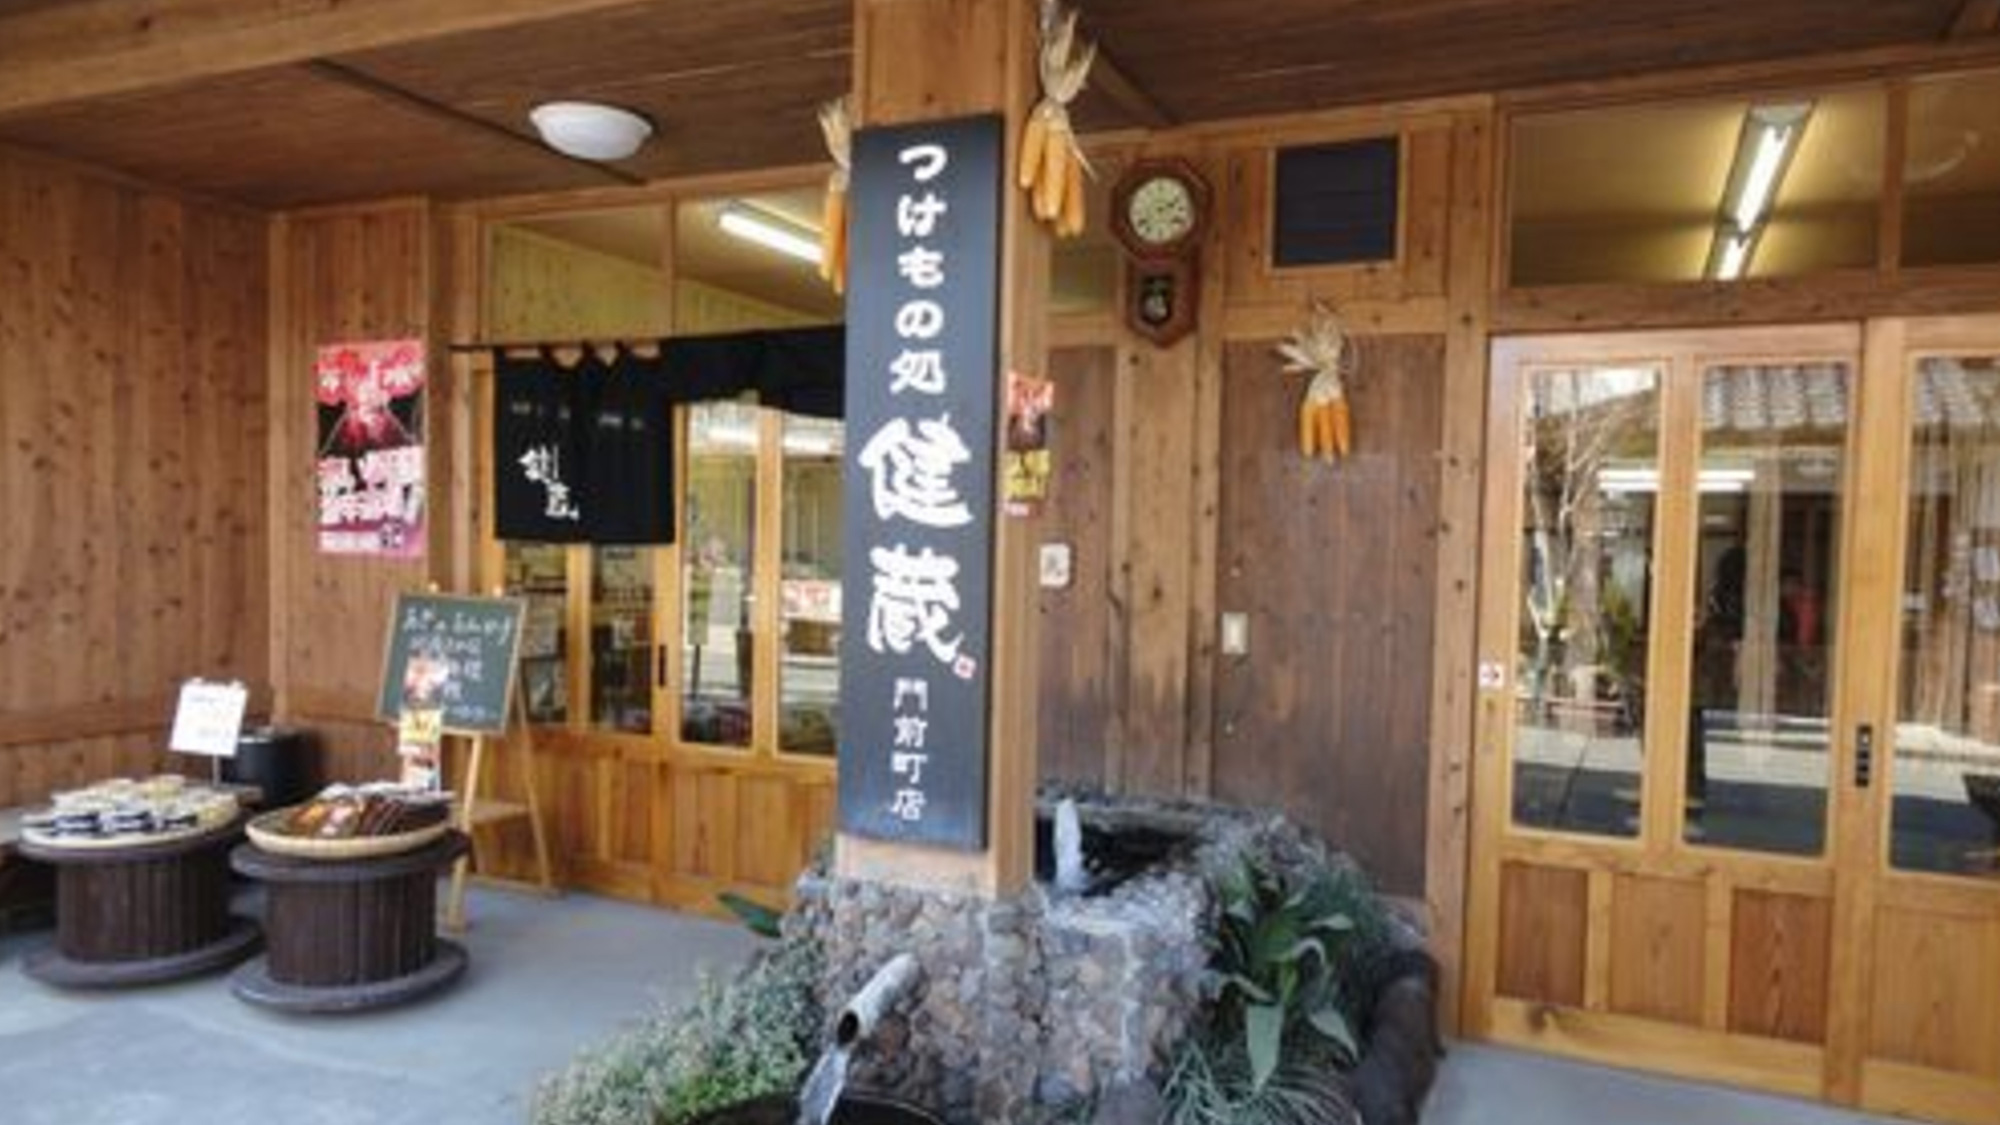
[1020,2,1094,238]
[1277,302,1356,462]
[818,96,853,295]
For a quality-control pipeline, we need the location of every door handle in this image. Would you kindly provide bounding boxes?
[1854,723,1874,789]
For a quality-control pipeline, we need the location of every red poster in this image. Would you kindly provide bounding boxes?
[315,339,426,558]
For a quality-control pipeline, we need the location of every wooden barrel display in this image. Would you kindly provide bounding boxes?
[18,819,260,988]
[229,831,469,1013]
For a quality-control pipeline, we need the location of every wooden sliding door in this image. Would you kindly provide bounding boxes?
[1467,319,2000,1123]
[1835,316,2000,1125]
[1467,326,1858,1101]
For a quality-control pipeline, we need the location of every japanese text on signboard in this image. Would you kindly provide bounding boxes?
[839,115,1004,851]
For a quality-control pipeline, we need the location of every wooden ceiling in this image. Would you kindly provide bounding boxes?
[0,0,1984,210]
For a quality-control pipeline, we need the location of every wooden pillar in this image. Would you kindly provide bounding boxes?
[834,0,1050,897]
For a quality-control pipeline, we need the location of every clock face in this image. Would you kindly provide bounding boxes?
[1127,176,1196,247]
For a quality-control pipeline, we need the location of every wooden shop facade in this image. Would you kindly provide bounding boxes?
[3,2,2000,1121]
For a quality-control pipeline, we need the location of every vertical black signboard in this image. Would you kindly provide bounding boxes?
[838,114,1005,850]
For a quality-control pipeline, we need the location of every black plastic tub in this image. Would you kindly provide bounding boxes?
[686,1094,943,1125]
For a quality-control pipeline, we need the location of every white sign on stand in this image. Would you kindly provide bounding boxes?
[169,679,249,758]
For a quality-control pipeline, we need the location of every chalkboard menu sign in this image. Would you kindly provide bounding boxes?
[838,114,1003,851]
[375,592,527,735]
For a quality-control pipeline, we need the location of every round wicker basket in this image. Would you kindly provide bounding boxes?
[245,807,451,861]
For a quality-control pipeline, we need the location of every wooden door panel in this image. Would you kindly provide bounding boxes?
[1610,874,1707,1026]
[1728,889,1831,1044]
[1498,862,1589,1007]
[1867,907,2000,1076]
[1035,345,1116,790]
[1214,334,1444,896]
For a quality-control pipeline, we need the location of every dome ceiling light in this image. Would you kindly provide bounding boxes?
[528,101,654,162]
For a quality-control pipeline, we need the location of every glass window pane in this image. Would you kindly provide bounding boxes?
[781,416,844,756]
[682,401,759,747]
[1513,366,1662,837]
[1510,88,1883,287]
[1685,363,1845,856]
[590,546,654,734]
[505,543,569,725]
[1893,355,2000,879]
[1902,70,2000,270]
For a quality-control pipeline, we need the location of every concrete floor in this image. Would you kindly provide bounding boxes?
[0,888,753,1125]
[1427,1044,1905,1125]
[0,888,1916,1125]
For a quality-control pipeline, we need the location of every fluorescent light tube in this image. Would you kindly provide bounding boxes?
[1733,124,1793,232]
[1715,231,1754,281]
[1705,101,1812,282]
[718,203,822,265]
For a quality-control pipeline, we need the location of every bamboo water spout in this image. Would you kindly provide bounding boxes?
[836,953,922,1050]
[799,954,924,1125]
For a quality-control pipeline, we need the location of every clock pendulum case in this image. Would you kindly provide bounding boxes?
[1109,158,1211,348]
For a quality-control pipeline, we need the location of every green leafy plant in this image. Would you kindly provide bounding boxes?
[1211,855,1366,1090]
[531,934,824,1125]
[1165,835,1393,1125]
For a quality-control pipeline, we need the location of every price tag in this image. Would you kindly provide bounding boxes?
[169,679,249,758]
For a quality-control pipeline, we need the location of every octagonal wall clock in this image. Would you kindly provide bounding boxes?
[1109,158,1211,347]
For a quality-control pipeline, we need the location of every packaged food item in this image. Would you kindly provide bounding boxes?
[25,776,240,845]
[280,783,452,840]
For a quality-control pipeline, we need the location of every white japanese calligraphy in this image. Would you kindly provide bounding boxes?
[890,787,927,822]
[899,144,948,181]
[519,445,581,521]
[897,246,946,289]
[891,751,928,785]
[895,300,945,340]
[889,349,948,396]
[859,416,973,529]
[893,678,930,712]
[867,544,963,665]
[897,192,948,237]
[893,715,929,748]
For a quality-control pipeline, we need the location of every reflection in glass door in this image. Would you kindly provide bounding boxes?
[1684,362,1847,856]
[682,401,759,747]
[1512,365,1662,837]
[1893,354,2000,878]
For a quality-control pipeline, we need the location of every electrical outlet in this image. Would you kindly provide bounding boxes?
[1220,612,1249,656]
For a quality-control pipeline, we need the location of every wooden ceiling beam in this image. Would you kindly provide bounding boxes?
[1089,44,1174,130]
[1949,0,2000,38]
[0,0,646,118]
[301,60,645,189]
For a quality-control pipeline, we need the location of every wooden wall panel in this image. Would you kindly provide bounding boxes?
[1212,334,1444,894]
[269,200,435,780]
[1498,862,1589,1007]
[1036,345,1118,789]
[1730,890,1832,1044]
[486,224,669,340]
[0,145,267,806]
[1609,875,1708,1026]
[1868,908,2000,1076]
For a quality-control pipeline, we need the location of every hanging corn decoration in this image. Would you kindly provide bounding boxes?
[1276,302,1356,462]
[1018,2,1095,238]
[817,96,853,295]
